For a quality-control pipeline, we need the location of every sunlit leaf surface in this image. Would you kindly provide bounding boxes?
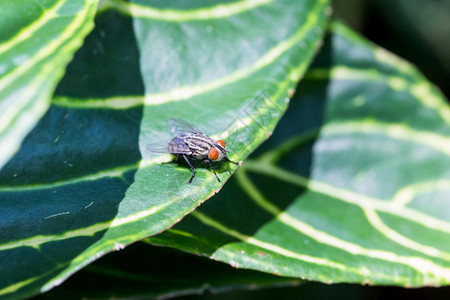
[0,0,330,298]
[146,22,450,287]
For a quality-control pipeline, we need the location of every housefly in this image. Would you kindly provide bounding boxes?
[146,118,238,184]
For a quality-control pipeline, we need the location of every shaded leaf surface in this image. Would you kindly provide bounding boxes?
[33,242,301,300]
[0,0,99,168]
[0,0,330,299]
[146,22,450,286]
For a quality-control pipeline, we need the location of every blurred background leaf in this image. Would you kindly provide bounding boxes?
[334,0,450,100]
[0,0,98,168]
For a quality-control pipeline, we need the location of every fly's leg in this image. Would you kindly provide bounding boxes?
[206,159,221,183]
[226,157,239,165]
[182,155,196,184]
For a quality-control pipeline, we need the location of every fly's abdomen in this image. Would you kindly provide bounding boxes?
[168,137,192,155]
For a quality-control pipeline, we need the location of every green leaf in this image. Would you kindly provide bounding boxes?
[145,21,450,287]
[0,0,330,298]
[37,242,302,299]
[0,0,99,168]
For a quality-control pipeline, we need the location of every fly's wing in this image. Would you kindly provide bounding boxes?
[168,118,204,136]
[145,140,170,153]
[146,137,191,155]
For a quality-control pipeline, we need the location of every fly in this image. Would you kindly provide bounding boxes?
[146,118,239,184]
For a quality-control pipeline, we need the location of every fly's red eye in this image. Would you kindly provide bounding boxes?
[217,140,225,147]
[209,147,219,160]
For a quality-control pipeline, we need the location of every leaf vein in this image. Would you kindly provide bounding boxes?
[100,0,273,21]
